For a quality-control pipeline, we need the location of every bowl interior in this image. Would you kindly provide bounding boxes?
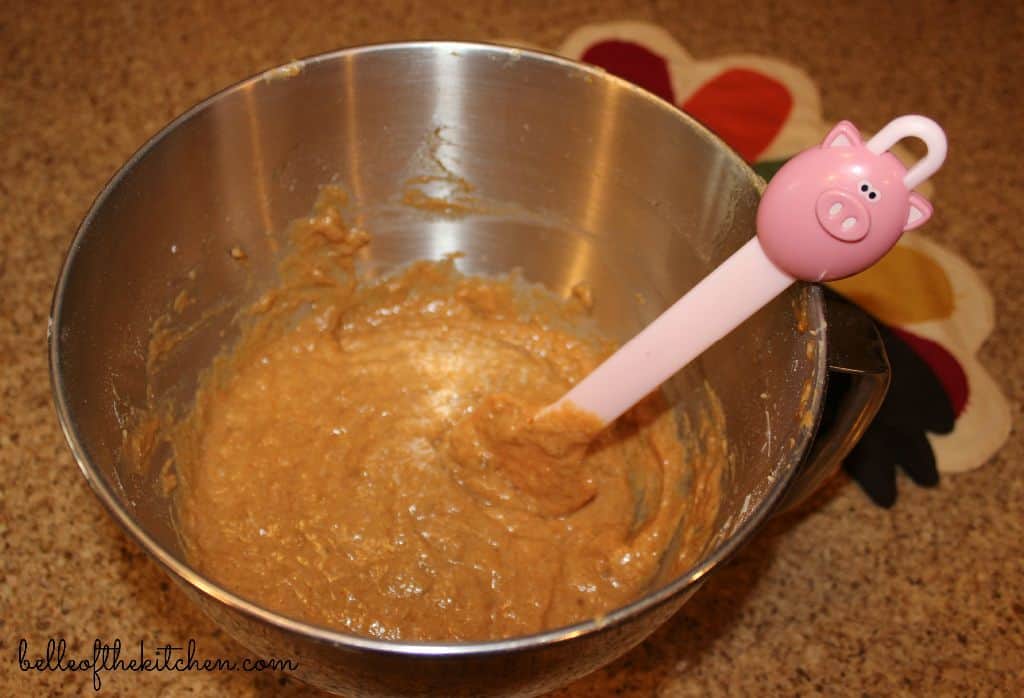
[50,42,823,646]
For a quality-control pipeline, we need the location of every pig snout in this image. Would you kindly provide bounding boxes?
[815,189,870,242]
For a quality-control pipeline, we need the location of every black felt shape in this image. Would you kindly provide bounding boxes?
[840,317,955,507]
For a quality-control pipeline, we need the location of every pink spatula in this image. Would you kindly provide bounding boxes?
[543,115,947,425]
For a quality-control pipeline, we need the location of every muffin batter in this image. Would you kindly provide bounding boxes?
[175,188,722,641]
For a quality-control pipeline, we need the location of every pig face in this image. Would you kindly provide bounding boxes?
[757,120,933,281]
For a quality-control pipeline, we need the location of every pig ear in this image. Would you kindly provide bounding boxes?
[904,192,933,231]
[822,121,862,149]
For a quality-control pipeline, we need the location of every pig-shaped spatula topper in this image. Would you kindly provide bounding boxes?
[758,115,947,281]
[545,115,948,426]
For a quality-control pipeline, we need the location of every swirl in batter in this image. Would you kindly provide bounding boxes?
[175,188,722,641]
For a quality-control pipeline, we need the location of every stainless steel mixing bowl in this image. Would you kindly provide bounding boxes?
[49,42,888,696]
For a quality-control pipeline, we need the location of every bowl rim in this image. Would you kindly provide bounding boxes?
[48,39,827,657]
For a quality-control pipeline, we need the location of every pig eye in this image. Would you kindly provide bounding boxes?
[857,180,880,202]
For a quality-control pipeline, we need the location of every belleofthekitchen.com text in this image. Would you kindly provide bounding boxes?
[17,638,299,691]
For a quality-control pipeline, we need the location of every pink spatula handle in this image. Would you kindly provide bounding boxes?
[544,115,947,426]
[543,238,792,424]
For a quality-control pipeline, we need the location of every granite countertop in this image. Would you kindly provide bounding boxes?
[2,1,1021,695]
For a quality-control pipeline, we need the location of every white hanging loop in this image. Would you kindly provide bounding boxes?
[865,115,948,190]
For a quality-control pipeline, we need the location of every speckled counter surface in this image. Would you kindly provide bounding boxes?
[2,1,1021,695]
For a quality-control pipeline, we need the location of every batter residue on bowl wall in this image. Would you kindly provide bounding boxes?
[173,186,724,641]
